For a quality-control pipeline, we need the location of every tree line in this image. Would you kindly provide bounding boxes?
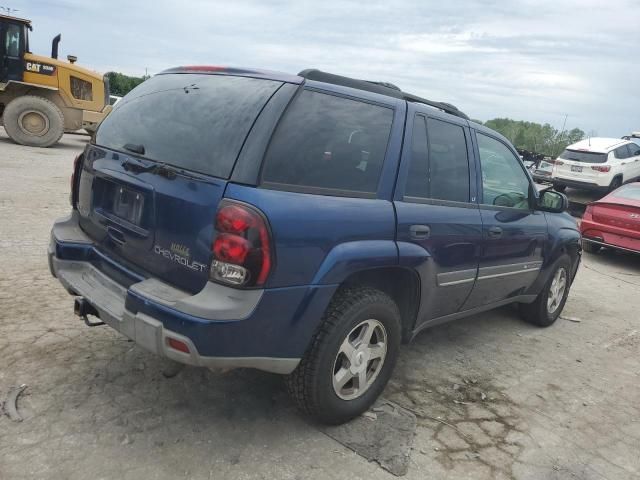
[105,71,150,97]
[480,118,585,157]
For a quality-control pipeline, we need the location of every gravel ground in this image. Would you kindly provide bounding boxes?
[1,130,639,480]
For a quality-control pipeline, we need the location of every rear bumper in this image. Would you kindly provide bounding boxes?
[552,177,607,191]
[581,218,640,254]
[582,237,640,254]
[49,212,337,374]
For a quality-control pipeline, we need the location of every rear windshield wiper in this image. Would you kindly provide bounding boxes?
[123,143,145,155]
[121,157,156,173]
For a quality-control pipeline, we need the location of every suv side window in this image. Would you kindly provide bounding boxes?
[261,90,394,194]
[614,146,630,159]
[477,133,531,209]
[627,143,640,157]
[404,116,470,202]
[404,116,429,198]
[427,118,470,202]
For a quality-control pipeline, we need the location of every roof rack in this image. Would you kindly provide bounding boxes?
[298,69,469,120]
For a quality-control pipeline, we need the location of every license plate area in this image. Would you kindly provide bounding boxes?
[92,178,151,232]
[571,165,583,173]
[113,186,145,225]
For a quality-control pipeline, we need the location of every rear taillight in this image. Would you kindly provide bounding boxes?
[591,165,611,173]
[583,204,593,220]
[210,200,273,288]
[69,153,83,208]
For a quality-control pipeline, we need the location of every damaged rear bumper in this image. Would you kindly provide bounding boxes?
[47,212,336,375]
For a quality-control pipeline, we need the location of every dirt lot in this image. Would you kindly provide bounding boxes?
[1,130,639,480]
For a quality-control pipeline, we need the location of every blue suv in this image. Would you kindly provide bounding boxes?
[49,67,581,424]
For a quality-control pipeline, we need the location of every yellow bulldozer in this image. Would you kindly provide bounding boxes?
[0,14,111,147]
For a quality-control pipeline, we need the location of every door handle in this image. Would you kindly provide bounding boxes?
[410,224,431,240]
[487,226,503,239]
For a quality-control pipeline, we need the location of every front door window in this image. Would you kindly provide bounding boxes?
[477,133,531,209]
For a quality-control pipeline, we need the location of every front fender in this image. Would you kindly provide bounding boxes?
[527,214,581,295]
[311,240,399,285]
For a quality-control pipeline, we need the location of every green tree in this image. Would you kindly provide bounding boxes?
[483,118,585,156]
[106,72,150,97]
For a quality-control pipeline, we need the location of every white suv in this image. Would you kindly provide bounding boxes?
[551,138,640,192]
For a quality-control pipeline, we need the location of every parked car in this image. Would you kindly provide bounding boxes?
[48,67,581,424]
[551,138,640,193]
[581,183,640,254]
[532,159,554,184]
[622,132,640,147]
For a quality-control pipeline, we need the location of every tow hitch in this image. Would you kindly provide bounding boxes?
[74,297,105,327]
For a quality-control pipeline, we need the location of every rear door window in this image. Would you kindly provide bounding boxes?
[626,143,640,157]
[404,116,470,202]
[95,74,282,178]
[614,146,630,159]
[261,90,394,194]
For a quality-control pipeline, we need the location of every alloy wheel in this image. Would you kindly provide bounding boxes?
[332,319,387,401]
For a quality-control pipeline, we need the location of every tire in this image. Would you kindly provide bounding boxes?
[3,95,65,147]
[608,176,622,193]
[553,184,567,193]
[286,287,401,425]
[582,240,601,254]
[519,255,572,327]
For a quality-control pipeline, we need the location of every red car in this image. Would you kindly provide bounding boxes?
[581,183,640,254]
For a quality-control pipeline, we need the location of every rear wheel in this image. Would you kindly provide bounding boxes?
[582,240,601,254]
[553,184,567,193]
[3,95,65,147]
[608,176,623,193]
[519,255,572,327]
[286,287,401,425]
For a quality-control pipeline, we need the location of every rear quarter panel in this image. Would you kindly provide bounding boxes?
[224,184,398,287]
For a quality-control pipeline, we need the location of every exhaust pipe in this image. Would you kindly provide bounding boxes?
[74,297,104,326]
[51,34,61,59]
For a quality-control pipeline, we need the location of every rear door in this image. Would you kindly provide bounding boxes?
[77,73,287,293]
[394,107,482,324]
[626,143,640,179]
[463,131,548,308]
[0,20,24,82]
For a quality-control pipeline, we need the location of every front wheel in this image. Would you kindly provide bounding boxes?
[3,95,65,147]
[519,255,572,327]
[286,287,401,425]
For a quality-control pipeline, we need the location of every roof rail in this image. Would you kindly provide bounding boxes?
[297,69,469,120]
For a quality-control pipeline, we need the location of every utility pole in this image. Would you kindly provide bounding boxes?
[554,114,568,157]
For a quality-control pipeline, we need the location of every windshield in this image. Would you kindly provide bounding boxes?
[95,74,282,178]
[559,149,607,164]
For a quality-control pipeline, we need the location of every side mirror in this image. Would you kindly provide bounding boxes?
[537,189,568,213]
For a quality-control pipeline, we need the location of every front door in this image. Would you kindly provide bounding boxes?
[463,131,548,308]
[0,20,24,83]
[395,109,482,327]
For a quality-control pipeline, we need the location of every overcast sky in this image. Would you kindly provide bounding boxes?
[12,0,640,136]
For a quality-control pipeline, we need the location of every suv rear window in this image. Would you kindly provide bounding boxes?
[95,74,282,178]
[261,90,393,194]
[559,149,607,164]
